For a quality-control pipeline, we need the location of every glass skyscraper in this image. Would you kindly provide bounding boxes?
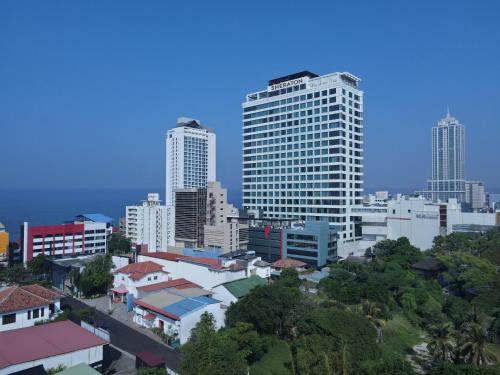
[419,111,465,202]
[242,71,364,242]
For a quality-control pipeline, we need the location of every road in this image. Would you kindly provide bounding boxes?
[62,296,181,372]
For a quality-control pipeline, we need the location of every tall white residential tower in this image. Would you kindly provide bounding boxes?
[126,193,173,251]
[242,71,364,250]
[165,117,216,206]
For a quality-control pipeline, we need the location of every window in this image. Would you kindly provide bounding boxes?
[33,309,40,319]
[27,310,31,320]
[41,308,45,317]
[2,313,16,325]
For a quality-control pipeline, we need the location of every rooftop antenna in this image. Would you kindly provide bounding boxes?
[446,105,450,117]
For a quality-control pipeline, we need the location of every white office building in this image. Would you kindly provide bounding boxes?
[165,117,216,206]
[242,71,364,256]
[464,180,486,211]
[356,195,499,252]
[418,111,466,202]
[126,193,174,251]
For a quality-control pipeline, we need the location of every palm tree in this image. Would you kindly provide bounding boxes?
[428,322,454,363]
[359,300,386,343]
[460,323,493,365]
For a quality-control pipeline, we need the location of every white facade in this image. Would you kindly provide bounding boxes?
[165,117,216,206]
[138,253,270,290]
[465,181,486,211]
[242,71,364,247]
[126,193,174,251]
[133,298,224,345]
[0,301,61,332]
[113,269,171,298]
[356,196,499,252]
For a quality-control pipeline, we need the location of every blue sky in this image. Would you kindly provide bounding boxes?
[1,0,499,195]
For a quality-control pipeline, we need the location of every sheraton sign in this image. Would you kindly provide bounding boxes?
[268,77,307,92]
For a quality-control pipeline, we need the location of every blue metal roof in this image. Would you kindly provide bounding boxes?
[76,213,114,224]
[163,296,220,317]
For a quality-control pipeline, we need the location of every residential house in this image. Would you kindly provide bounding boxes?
[133,289,224,345]
[0,320,108,374]
[0,284,62,332]
[112,261,170,301]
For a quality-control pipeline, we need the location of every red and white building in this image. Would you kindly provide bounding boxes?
[20,215,112,264]
[0,320,107,374]
[112,261,171,300]
[0,284,63,332]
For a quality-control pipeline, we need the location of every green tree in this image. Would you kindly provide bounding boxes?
[180,312,247,375]
[27,254,48,275]
[107,232,131,254]
[428,322,455,363]
[278,268,301,288]
[79,255,113,297]
[225,283,303,338]
[459,323,494,365]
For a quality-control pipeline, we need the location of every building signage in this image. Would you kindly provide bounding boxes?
[416,213,439,220]
[268,77,307,92]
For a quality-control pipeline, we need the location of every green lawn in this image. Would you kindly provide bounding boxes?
[381,313,425,355]
[250,337,293,375]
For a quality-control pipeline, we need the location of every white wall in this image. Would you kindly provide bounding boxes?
[138,255,247,290]
[113,270,170,298]
[0,345,103,375]
[0,304,53,332]
[178,303,224,345]
[211,285,237,307]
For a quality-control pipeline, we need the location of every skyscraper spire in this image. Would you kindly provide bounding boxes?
[446,105,450,117]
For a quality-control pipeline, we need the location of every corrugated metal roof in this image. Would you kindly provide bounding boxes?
[163,296,220,317]
[222,276,267,298]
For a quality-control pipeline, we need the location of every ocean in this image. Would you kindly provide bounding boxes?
[0,188,243,241]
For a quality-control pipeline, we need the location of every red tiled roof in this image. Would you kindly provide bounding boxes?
[272,258,307,269]
[0,284,63,314]
[0,320,106,369]
[144,252,223,270]
[143,313,155,321]
[114,261,166,281]
[136,278,201,293]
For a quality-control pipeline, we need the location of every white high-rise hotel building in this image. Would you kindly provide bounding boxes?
[165,117,216,206]
[242,71,364,243]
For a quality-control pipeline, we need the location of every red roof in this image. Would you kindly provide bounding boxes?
[0,284,63,314]
[114,261,166,280]
[143,313,155,321]
[272,258,307,269]
[136,351,165,367]
[0,320,106,369]
[144,252,223,269]
[137,278,201,293]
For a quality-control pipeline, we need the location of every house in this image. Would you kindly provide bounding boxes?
[271,258,307,271]
[212,275,267,307]
[112,261,170,301]
[411,258,444,277]
[138,251,271,290]
[58,363,101,375]
[0,284,63,332]
[0,320,108,374]
[133,288,224,345]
